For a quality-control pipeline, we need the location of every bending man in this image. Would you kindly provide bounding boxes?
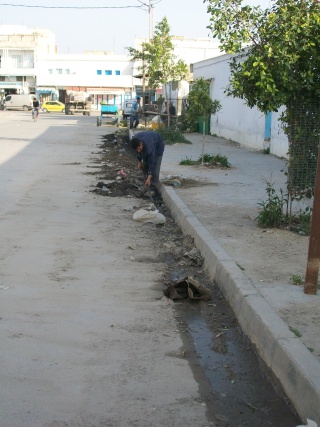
[131,131,165,194]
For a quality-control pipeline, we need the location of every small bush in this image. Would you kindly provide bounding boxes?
[198,153,230,168]
[290,274,304,285]
[179,157,197,166]
[179,153,231,168]
[156,127,191,145]
[257,180,287,228]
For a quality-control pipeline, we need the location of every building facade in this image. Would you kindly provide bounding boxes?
[192,53,289,158]
[0,25,56,99]
[37,53,134,109]
[1,25,228,115]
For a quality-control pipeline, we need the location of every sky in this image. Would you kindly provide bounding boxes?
[0,0,272,55]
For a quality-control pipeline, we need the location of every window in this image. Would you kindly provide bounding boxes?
[97,70,102,75]
[115,70,120,76]
[8,50,34,68]
[105,70,112,75]
[56,69,62,74]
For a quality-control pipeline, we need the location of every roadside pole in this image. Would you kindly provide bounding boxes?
[304,141,320,294]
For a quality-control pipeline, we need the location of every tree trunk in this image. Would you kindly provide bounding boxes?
[202,118,206,164]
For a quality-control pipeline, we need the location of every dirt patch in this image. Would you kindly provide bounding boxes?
[88,131,211,198]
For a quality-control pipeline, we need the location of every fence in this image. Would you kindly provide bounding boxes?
[284,98,320,221]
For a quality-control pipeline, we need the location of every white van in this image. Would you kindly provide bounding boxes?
[122,98,135,120]
[4,94,34,111]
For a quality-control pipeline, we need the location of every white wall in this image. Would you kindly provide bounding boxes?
[36,54,134,89]
[193,53,289,158]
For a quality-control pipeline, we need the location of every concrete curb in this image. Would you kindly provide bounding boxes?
[160,182,320,425]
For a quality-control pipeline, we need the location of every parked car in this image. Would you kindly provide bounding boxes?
[42,101,65,113]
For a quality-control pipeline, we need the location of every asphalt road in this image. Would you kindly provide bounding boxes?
[0,111,211,427]
[0,111,301,427]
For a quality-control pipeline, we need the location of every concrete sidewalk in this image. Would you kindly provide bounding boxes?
[142,131,320,425]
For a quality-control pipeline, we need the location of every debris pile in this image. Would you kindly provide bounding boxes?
[163,276,211,301]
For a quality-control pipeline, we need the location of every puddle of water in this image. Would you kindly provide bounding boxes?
[184,311,301,427]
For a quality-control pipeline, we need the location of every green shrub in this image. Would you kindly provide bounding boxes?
[198,153,230,168]
[257,180,287,228]
[179,157,197,165]
[179,153,231,168]
[156,127,191,145]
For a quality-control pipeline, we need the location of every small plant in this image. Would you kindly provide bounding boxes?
[292,208,312,235]
[257,179,287,228]
[263,147,270,154]
[179,153,231,168]
[156,127,191,145]
[199,153,231,168]
[289,326,302,337]
[290,274,304,285]
[179,157,196,166]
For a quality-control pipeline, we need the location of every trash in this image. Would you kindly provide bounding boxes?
[163,175,183,187]
[296,420,318,427]
[163,276,211,301]
[133,209,166,224]
[124,206,133,211]
[184,247,204,266]
[96,181,106,188]
[117,169,127,177]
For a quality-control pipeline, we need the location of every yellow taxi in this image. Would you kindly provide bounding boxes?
[42,101,65,113]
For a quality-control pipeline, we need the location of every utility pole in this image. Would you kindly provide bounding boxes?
[149,0,154,40]
[304,139,320,294]
[137,0,154,41]
[137,0,155,111]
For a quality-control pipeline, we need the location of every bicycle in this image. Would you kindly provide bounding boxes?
[32,107,39,122]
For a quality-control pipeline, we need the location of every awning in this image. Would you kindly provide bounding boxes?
[36,89,54,93]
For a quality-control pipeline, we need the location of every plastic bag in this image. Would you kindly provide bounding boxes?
[133,209,166,224]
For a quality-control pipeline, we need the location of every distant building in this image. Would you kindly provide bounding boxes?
[0,25,225,111]
[192,53,288,158]
[37,53,134,108]
[0,25,56,97]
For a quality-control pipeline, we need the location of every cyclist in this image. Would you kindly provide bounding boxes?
[32,97,40,121]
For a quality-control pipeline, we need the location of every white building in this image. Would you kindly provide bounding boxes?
[0,25,56,97]
[2,25,237,116]
[192,53,289,158]
[37,53,134,109]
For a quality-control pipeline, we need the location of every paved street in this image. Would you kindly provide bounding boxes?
[0,111,308,427]
[0,111,210,427]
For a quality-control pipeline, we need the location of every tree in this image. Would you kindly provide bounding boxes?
[205,0,320,113]
[187,78,221,164]
[206,0,320,294]
[127,17,189,126]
